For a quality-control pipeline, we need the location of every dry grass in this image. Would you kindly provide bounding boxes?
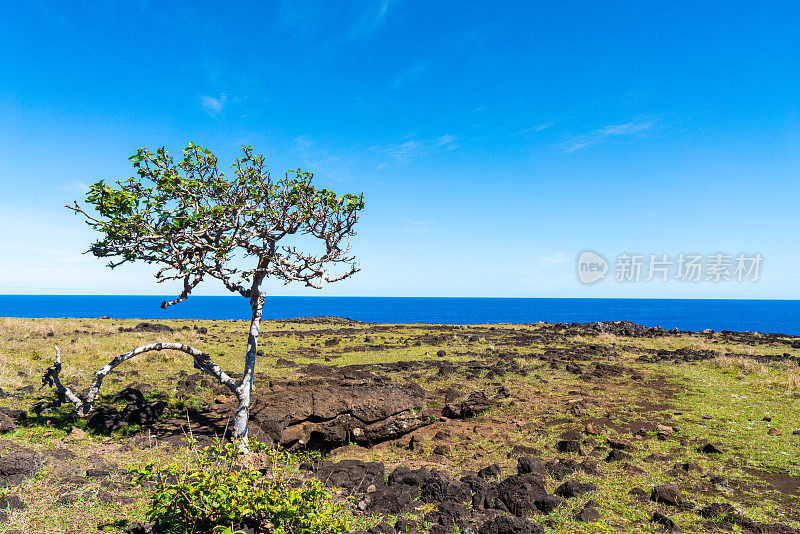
[713,355,770,376]
[711,355,800,397]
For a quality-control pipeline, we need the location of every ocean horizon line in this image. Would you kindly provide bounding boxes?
[1,294,798,301]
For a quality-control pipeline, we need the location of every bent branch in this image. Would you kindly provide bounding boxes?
[43,343,239,417]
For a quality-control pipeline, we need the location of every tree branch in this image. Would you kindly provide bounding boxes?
[42,344,240,417]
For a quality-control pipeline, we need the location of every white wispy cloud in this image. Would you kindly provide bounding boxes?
[562,119,655,152]
[289,135,353,182]
[393,60,428,89]
[379,134,458,162]
[200,94,227,116]
[517,120,557,136]
[348,0,393,40]
[532,252,569,268]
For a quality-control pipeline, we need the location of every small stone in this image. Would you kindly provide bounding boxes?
[86,468,110,478]
[57,493,80,504]
[555,480,597,498]
[605,449,632,462]
[652,511,682,533]
[0,495,26,511]
[575,506,600,523]
[768,427,781,436]
[63,426,88,443]
[534,494,563,513]
[556,440,583,454]
[792,429,800,435]
[699,443,724,454]
[762,416,772,422]
[432,444,449,456]
[607,438,633,450]
[651,484,683,507]
[585,423,601,435]
[0,413,15,433]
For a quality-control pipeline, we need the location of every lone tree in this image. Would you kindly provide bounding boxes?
[47,143,364,441]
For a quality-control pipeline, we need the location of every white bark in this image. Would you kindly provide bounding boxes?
[44,343,239,417]
[232,289,266,442]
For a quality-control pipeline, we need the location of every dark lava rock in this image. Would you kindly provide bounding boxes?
[0,413,14,433]
[113,386,145,405]
[607,438,634,450]
[517,456,546,477]
[605,449,632,462]
[389,465,431,487]
[544,458,579,480]
[97,490,134,504]
[0,408,26,422]
[363,485,419,514]
[556,440,583,454]
[388,465,431,488]
[0,440,44,486]
[652,511,682,533]
[650,484,684,507]
[576,506,600,523]
[86,468,111,478]
[124,400,167,426]
[436,350,447,357]
[324,338,340,347]
[591,320,665,337]
[496,474,548,515]
[460,474,491,510]
[478,464,502,480]
[421,471,472,504]
[479,515,544,534]
[554,480,596,498]
[534,494,563,513]
[57,492,81,504]
[432,444,449,456]
[444,390,498,419]
[87,406,127,433]
[249,379,431,449]
[131,322,173,333]
[315,460,384,492]
[0,494,26,511]
[630,487,649,502]
[699,442,724,454]
[394,518,422,532]
[425,500,471,533]
[697,502,799,533]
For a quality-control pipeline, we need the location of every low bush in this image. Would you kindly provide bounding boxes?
[131,439,346,534]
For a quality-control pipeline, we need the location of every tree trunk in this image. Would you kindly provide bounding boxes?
[232,289,266,442]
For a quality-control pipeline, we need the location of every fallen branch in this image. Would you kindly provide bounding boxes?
[42,344,239,417]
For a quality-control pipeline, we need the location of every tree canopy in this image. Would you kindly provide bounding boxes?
[70,142,365,306]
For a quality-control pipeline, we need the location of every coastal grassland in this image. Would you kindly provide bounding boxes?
[0,317,798,533]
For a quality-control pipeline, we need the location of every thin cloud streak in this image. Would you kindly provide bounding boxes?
[562,119,656,152]
[379,134,458,162]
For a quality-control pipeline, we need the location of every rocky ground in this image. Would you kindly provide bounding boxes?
[0,316,799,533]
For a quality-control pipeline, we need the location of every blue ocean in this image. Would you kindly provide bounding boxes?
[1,296,798,335]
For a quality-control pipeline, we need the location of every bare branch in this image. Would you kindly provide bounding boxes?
[42,344,240,417]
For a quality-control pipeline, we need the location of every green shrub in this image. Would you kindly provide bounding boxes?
[131,439,345,534]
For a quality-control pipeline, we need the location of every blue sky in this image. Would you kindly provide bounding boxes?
[1,1,799,298]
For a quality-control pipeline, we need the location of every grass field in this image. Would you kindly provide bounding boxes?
[0,317,798,533]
